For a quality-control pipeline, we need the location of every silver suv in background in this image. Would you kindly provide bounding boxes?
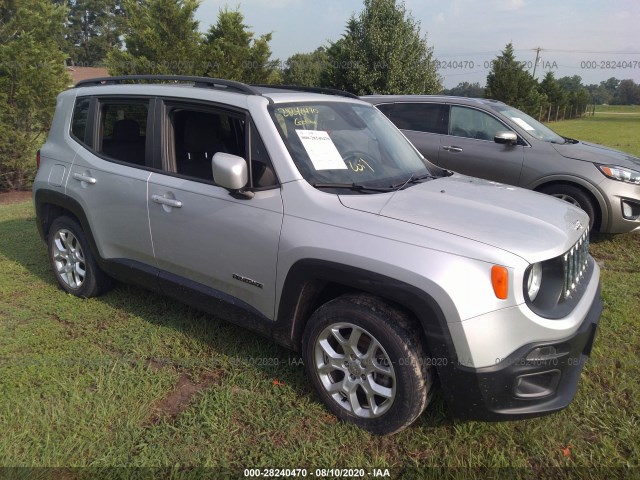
[363,95,640,234]
[34,77,602,435]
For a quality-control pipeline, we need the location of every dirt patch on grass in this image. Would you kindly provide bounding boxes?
[0,190,32,205]
[148,369,226,425]
[146,357,171,372]
[49,313,85,339]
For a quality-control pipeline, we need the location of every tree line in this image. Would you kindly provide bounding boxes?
[1,0,638,190]
[444,44,640,120]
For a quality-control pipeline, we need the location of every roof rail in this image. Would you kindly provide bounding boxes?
[252,84,359,99]
[75,75,261,95]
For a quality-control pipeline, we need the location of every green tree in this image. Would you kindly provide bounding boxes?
[585,83,613,105]
[441,81,485,98]
[0,0,70,190]
[538,71,566,107]
[58,0,124,65]
[485,43,543,116]
[322,0,440,95]
[600,77,620,101]
[282,48,328,87]
[201,7,279,83]
[556,75,590,115]
[557,75,584,93]
[614,79,640,105]
[106,0,202,75]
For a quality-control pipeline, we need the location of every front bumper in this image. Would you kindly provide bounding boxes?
[599,179,640,233]
[439,284,602,420]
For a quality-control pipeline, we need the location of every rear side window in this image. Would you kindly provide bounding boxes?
[71,97,91,144]
[388,103,449,134]
[98,100,149,166]
[375,103,395,116]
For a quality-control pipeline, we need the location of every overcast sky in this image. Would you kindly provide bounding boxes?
[196,0,640,88]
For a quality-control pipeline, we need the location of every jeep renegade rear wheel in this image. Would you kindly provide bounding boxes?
[48,216,111,298]
[302,294,433,435]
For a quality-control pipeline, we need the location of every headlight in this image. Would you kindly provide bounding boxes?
[525,262,543,301]
[597,165,640,185]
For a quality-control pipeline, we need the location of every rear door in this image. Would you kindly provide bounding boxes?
[66,96,155,266]
[437,105,525,185]
[376,102,448,164]
[147,100,283,319]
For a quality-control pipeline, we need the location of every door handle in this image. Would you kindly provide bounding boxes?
[151,194,182,208]
[72,172,97,184]
[442,146,463,153]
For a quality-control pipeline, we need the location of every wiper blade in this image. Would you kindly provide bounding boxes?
[313,182,395,192]
[389,173,437,190]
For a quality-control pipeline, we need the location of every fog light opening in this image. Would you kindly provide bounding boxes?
[621,199,640,221]
[513,370,561,399]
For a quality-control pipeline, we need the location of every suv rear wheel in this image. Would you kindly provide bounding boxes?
[48,216,111,298]
[302,294,433,435]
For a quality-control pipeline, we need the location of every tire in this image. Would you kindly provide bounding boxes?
[302,294,433,435]
[540,184,597,230]
[47,216,111,298]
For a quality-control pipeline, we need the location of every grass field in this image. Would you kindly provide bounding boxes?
[547,109,640,158]
[594,105,640,114]
[1,108,639,477]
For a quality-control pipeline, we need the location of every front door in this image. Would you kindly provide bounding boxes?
[437,105,525,185]
[147,103,283,319]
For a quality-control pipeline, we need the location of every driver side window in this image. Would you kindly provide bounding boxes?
[450,106,509,141]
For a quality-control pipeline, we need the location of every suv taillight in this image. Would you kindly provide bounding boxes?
[36,149,41,170]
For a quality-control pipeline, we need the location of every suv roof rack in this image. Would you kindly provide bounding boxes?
[75,75,261,95]
[252,84,359,99]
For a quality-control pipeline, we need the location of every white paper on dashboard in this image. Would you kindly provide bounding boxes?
[511,117,535,131]
[295,130,348,170]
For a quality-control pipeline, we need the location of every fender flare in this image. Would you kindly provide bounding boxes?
[34,189,102,262]
[275,259,459,367]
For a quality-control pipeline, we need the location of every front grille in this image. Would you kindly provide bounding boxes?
[562,228,590,299]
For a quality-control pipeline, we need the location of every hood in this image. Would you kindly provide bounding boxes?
[338,175,589,263]
[552,140,640,169]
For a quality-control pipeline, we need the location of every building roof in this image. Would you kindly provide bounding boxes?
[66,66,110,85]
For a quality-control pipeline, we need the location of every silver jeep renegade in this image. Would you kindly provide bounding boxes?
[33,76,602,435]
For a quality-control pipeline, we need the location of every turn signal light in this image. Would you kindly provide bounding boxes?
[491,265,509,300]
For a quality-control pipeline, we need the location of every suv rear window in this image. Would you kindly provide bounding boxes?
[71,97,91,144]
[387,103,448,134]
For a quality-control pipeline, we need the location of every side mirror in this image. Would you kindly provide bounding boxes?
[212,153,248,191]
[494,131,518,146]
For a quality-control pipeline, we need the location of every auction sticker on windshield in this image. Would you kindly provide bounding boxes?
[295,130,347,171]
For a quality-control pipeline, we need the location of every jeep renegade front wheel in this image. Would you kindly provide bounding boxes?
[302,294,433,435]
[48,216,111,298]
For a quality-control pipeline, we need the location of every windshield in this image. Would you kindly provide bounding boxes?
[490,104,566,144]
[270,101,433,192]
